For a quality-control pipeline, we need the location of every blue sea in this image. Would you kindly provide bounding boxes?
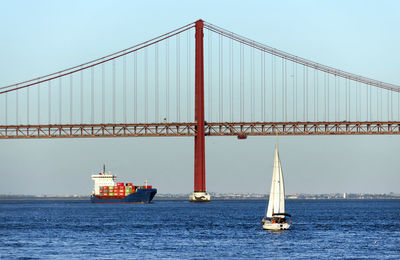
[0,199,399,259]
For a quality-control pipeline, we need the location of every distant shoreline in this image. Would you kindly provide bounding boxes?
[0,194,399,201]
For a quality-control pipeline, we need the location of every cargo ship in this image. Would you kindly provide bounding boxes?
[90,167,157,203]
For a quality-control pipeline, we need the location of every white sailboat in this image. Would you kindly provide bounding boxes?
[262,138,291,230]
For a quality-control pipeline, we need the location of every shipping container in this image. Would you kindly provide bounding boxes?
[103,186,109,189]
[117,182,124,187]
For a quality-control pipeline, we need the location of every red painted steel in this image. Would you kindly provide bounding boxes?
[194,20,206,192]
[1,122,399,139]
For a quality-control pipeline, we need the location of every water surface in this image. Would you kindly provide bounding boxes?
[0,199,399,259]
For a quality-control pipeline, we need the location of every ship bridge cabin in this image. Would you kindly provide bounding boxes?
[91,173,117,195]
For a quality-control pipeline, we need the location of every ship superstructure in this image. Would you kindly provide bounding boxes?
[91,172,117,195]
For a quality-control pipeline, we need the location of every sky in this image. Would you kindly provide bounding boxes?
[0,0,399,195]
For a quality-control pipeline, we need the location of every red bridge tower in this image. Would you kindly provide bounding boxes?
[189,20,210,202]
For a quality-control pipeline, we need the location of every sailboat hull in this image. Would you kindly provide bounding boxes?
[262,221,290,230]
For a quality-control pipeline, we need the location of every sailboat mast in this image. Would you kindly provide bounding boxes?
[266,135,279,218]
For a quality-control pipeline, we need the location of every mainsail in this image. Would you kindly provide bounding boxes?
[266,144,285,218]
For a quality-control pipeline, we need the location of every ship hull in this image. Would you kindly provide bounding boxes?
[90,188,157,203]
[262,220,290,230]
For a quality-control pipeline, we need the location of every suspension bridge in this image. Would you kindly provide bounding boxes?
[1,20,399,201]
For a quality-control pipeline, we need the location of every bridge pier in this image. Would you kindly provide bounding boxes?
[190,19,210,202]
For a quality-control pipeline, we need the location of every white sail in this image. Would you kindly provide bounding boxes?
[266,145,285,218]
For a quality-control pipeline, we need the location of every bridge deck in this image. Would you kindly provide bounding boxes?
[1,121,399,139]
